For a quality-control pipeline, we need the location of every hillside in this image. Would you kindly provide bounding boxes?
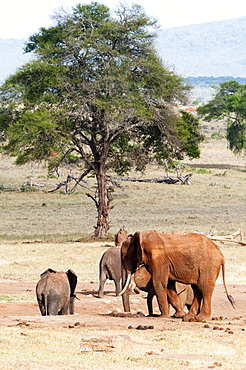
[156,17,246,77]
[1,17,246,87]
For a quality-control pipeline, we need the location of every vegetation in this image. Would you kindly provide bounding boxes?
[0,136,245,242]
[197,80,246,153]
[0,2,203,238]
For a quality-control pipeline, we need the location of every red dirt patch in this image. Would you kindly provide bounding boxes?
[0,280,245,330]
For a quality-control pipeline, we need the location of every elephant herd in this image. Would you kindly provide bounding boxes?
[36,227,235,321]
[98,228,235,321]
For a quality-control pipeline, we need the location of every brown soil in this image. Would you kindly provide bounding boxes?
[0,280,245,330]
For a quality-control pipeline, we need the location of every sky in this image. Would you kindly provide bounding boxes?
[1,0,246,39]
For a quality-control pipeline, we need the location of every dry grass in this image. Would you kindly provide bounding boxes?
[0,325,245,369]
[0,241,245,285]
[0,138,246,241]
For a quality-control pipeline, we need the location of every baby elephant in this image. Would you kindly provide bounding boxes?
[36,268,77,315]
[98,247,121,298]
[98,246,138,298]
[133,266,193,317]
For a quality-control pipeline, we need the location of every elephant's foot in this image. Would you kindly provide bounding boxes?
[194,312,210,322]
[182,312,196,322]
[183,312,210,322]
[172,314,185,319]
[172,309,186,319]
[159,313,171,318]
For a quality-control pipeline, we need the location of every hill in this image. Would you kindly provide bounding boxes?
[156,17,246,77]
[1,17,246,89]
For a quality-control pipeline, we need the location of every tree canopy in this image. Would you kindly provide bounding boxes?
[0,2,203,237]
[197,80,246,153]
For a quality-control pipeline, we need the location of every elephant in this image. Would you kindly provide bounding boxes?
[36,268,77,316]
[128,265,193,317]
[98,247,122,298]
[121,238,193,317]
[98,229,133,297]
[114,227,128,247]
[119,230,235,321]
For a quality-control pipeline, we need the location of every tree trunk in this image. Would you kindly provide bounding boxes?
[94,168,111,238]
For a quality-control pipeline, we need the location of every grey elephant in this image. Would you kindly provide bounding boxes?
[114,227,128,246]
[98,247,122,298]
[36,268,77,315]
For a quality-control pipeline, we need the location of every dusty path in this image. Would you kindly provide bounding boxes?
[0,280,245,330]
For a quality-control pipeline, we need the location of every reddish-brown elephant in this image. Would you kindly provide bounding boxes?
[119,230,234,321]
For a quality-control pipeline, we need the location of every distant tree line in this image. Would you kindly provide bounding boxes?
[188,76,246,87]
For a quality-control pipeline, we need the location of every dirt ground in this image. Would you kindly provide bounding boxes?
[0,280,246,369]
[0,280,245,329]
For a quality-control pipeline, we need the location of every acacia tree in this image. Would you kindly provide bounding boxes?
[197,80,246,153]
[0,2,203,237]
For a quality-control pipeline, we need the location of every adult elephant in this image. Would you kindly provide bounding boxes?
[36,268,77,315]
[121,238,193,317]
[119,230,235,321]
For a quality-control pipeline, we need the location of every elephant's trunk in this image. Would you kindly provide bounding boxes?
[118,272,132,296]
[69,295,76,314]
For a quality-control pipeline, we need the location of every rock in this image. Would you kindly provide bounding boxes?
[80,334,133,353]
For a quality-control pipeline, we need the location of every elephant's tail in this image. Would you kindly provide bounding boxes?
[221,263,235,308]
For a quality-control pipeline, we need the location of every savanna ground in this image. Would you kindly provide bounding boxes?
[0,136,246,369]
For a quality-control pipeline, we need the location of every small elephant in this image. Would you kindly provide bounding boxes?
[98,245,139,298]
[133,265,193,316]
[36,268,77,315]
[114,227,128,247]
[98,247,122,298]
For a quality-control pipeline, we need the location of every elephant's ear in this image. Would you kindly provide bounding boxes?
[40,268,56,278]
[137,231,147,266]
[130,231,144,266]
[66,269,78,297]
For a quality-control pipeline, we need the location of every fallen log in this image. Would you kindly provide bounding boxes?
[207,228,246,246]
[116,173,192,185]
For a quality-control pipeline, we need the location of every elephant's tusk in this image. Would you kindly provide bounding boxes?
[118,273,132,296]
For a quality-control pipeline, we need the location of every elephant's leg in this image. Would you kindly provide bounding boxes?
[167,281,186,318]
[146,288,155,316]
[183,284,202,321]
[47,292,61,315]
[98,270,107,298]
[152,278,169,317]
[59,302,69,315]
[195,282,215,321]
[37,297,46,316]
